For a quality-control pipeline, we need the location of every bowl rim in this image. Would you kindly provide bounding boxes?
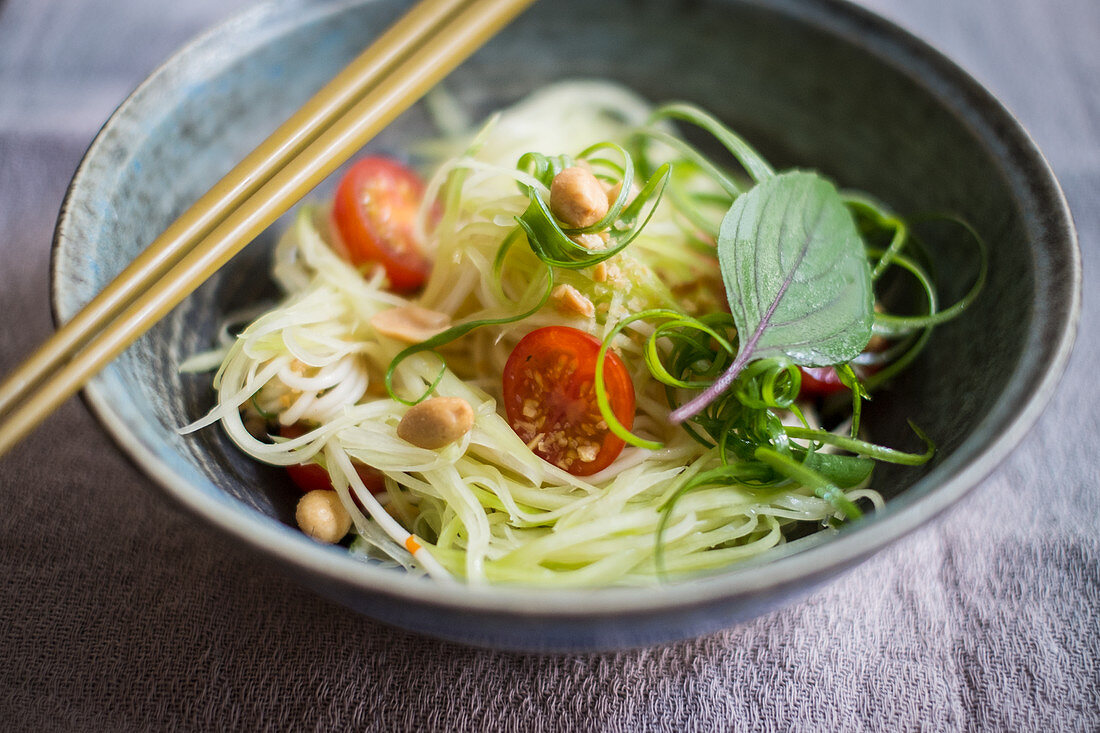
[52,0,1081,617]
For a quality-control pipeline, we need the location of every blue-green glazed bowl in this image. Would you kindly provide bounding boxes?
[52,0,1079,651]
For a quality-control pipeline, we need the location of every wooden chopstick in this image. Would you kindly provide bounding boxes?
[0,0,535,456]
[0,0,472,419]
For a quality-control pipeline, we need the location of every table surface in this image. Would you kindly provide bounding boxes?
[1,0,1097,729]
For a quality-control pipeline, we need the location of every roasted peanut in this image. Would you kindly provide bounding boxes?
[296,490,352,544]
[370,305,451,344]
[551,284,596,317]
[550,166,609,228]
[397,396,474,449]
[605,180,639,208]
[570,231,608,251]
[602,262,626,286]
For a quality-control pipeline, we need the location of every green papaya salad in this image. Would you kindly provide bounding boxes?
[182,81,983,586]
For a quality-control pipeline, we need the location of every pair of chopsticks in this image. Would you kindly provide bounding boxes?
[0,0,535,457]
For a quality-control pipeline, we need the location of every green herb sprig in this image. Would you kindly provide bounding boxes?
[583,104,984,546]
[511,143,670,269]
[385,141,670,404]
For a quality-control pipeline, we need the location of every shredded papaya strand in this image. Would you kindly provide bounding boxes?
[385,256,553,405]
[233,92,989,585]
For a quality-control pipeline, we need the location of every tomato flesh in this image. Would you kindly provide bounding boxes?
[798,366,849,397]
[286,462,385,495]
[502,326,635,476]
[331,156,430,292]
[280,424,385,495]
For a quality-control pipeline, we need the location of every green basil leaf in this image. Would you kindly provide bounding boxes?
[801,452,874,488]
[671,170,873,423]
[723,170,873,364]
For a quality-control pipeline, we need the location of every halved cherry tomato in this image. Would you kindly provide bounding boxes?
[280,424,385,495]
[502,326,635,476]
[798,366,849,397]
[331,156,430,292]
[285,461,340,493]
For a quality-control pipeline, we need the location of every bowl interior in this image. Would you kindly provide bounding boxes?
[52,0,1076,635]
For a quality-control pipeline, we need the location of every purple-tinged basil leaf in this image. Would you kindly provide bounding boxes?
[670,170,873,424]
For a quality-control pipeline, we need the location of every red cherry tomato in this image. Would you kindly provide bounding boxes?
[280,424,385,495]
[285,461,339,493]
[502,326,635,476]
[798,366,849,397]
[331,156,430,292]
[285,456,386,495]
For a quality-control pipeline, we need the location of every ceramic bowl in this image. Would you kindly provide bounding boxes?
[52,0,1079,651]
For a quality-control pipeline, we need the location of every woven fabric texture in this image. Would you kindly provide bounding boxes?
[1,0,1097,729]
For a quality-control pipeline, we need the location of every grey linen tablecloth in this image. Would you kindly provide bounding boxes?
[1,0,1097,729]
